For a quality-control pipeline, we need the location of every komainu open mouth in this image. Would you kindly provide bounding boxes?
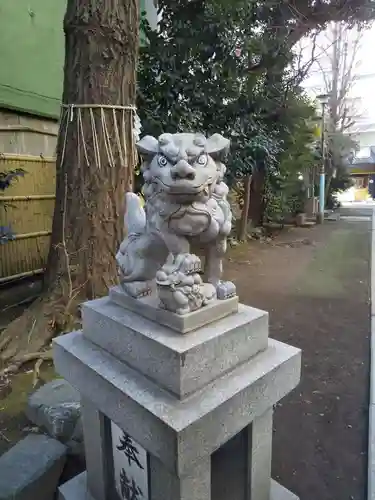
[157,178,206,195]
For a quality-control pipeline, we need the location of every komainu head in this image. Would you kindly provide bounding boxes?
[136,133,229,201]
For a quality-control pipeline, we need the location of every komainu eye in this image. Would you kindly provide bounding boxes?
[158,155,168,167]
[197,154,207,166]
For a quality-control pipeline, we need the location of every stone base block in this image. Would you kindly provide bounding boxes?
[271,481,299,500]
[212,425,299,500]
[58,472,93,500]
[54,332,300,476]
[26,379,83,457]
[0,434,67,500]
[109,285,239,333]
[82,297,269,398]
[58,472,298,500]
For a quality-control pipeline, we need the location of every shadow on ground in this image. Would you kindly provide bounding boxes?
[0,217,371,500]
[226,218,370,500]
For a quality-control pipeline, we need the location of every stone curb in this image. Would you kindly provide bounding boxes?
[369,208,375,500]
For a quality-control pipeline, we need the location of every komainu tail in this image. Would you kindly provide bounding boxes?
[118,193,145,253]
[116,192,168,287]
[124,192,146,234]
[116,192,152,283]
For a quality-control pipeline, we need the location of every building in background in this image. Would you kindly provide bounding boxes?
[298,23,375,202]
[346,71,375,148]
[0,0,158,282]
[0,0,158,142]
[341,146,375,201]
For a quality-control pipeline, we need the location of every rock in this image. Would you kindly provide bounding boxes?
[26,379,83,457]
[0,376,11,399]
[58,472,93,500]
[228,237,239,247]
[248,226,264,240]
[0,433,66,500]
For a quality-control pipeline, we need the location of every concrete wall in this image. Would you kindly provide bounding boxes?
[0,0,66,119]
[0,0,157,120]
[352,130,375,149]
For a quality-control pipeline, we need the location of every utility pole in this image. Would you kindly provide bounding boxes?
[316,93,330,224]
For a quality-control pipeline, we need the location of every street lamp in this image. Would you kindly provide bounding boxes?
[316,93,330,224]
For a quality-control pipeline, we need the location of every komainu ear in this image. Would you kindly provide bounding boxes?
[206,133,230,156]
[136,135,159,156]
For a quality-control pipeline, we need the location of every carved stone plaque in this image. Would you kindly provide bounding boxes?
[111,421,149,500]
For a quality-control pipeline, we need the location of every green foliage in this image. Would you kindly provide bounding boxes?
[0,169,24,191]
[263,172,308,222]
[278,94,318,174]
[290,181,308,215]
[138,0,287,186]
[327,130,359,170]
[263,93,319,220]
[326,166,354,209]
[323,129,357,208]
[137,0,370,222]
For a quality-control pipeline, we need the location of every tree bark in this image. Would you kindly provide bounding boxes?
[238,175,252,240]
[0,0,139,362]
[325,171,334,206]
[45,0,138,298]
[248,169,265,227]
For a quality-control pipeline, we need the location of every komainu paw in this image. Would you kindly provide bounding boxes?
[216,281,237,300]
[120,281,153,299]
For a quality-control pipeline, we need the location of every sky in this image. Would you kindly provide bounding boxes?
[299,22,375,132]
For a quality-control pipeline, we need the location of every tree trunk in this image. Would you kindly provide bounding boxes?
[248,169,265,227]
[325,171,333,206]
[0,0,139,363]
[45,0,138,298]
[238,175,252,240]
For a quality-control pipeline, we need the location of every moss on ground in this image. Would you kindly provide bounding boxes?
[0,363,57,455]
[293,224,370,298]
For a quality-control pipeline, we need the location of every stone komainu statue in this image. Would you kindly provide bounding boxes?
[116,132,236,315]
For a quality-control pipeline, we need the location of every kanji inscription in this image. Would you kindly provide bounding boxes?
[111,421,149,500]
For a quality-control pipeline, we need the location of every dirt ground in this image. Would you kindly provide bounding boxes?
[0,216,371,500]
[225,217,371,500]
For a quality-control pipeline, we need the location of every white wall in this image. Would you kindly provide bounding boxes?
[350,130,375,149]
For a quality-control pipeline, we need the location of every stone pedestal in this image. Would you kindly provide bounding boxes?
[54,290,301,500]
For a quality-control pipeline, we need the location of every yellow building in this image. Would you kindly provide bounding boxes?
[347,147,375,201]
